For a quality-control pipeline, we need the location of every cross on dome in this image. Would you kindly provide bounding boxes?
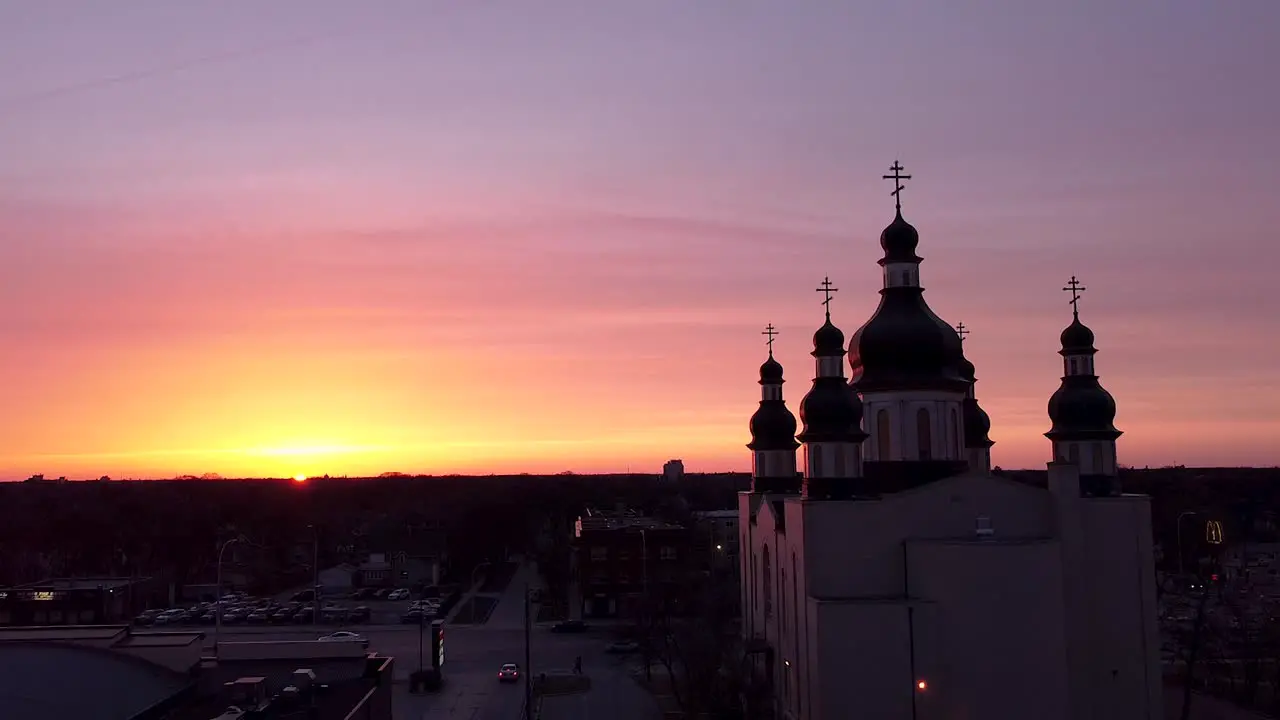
[882,160,911,212]
[763,323,779,356]
[1063,275,1087,318]
[816,277,838,318]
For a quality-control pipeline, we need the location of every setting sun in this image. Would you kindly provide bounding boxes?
[293,474,308,483]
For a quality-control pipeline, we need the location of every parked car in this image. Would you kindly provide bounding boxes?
[388,589,410,601]
[605,641,639,654]
[498,663,520,683]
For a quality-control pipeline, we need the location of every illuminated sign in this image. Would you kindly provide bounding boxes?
[30,591,56,601]
[1206,520,1225,546]
[430,620,445,669]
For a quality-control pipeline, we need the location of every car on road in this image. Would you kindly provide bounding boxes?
[498,663,520,683]
[318,631,369,649]
[605,641,639,654]
[550,620,588,634]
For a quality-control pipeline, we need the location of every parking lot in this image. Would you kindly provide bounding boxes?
[132,589,449,629]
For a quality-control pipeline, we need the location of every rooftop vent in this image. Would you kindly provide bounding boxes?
[975,515,994,538]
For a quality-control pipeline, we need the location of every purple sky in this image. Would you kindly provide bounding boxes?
[1,1,1278,478]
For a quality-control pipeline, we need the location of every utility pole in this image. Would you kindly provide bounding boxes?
[524,582,533,719]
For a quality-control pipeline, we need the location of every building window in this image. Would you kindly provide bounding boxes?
[590,546,607,562]
[877,410,891,460]
[949,408,959,455]
[810,445,823,476]
[917,408,932,460]
[1068,444,1080,465]
[660,546,677,561]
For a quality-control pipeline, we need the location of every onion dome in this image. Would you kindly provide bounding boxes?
[748,355,799,452]
[960,357,994,449]
[813,317,845,356]
[1045,315,1122,441]
[759,355,784,384]
[880,210,921,263]
[798,319,868,445]
[1059,316,1095,353]
[848,203,968,392]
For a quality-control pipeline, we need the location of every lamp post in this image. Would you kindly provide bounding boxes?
[1176,511,1197,577]
[640,528,651,682]
[215,535,247,657]
[307,525,322,625]
[524,582,533,720]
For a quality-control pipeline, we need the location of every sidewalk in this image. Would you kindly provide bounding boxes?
[485,560,540,630]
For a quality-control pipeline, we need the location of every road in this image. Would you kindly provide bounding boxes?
[213,624,660,720]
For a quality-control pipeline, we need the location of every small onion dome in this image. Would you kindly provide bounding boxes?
[848,297,968,392]
[748,401,799,451]
[813,318,846,357]
[748,355,798,451]
[1046,379,1120,440]
[1060,316,1096,354]
[879,210,921,264]
[963,399,994,448]
[759,355,784,384]
[797,378,867,444]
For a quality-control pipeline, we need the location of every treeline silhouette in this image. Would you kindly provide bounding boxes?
[0,473,748,589]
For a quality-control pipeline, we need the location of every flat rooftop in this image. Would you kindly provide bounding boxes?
[17,577,145,591]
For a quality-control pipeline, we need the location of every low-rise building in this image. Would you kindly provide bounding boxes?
[571,508,691,618]
[0,577,167,626]
[0,624,394,720]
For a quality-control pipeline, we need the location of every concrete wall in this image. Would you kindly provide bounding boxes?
[907,539,1070,720]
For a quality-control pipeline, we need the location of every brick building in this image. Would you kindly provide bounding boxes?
[571,508,691,619]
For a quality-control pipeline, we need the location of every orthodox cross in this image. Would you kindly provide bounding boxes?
[955,322,969,344]
[1063,275,1086,318]
[816,277,838,318]
[883,160,911,212]
[762,323,779,356]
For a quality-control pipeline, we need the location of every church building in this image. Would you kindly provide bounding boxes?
[738,164,1161,720]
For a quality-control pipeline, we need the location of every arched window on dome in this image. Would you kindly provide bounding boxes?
[917,408,932,461]
[876,410,891,461]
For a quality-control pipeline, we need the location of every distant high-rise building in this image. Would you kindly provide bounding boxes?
[662,459,684,483]
[738,164,1159,720]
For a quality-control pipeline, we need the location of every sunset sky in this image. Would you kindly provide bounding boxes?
[1,1,1277,480]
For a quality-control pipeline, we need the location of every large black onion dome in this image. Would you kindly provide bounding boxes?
[797,378,867,443]
[759,355,784,384]
[848,297,968,391]
[748,402,799,451]
[813,318,846,357]
[879,210,921,264]
[1046,380,1121,440]
[1059,316,1096,354]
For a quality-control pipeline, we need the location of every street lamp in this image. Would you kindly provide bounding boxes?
[1176,511,1197,576]
[307,525,320,625]
[215,535,249,657]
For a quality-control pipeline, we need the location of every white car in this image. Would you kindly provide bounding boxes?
[318,631,369,649]
[387,589,410,601]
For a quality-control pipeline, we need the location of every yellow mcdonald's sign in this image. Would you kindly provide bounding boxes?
[1205,520,1225,545]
